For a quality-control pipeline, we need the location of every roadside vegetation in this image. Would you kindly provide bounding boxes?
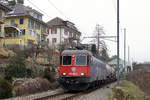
[0,45,60,99]
[128,64,150,99]
[109,80,149,100]
[109,63,150,100]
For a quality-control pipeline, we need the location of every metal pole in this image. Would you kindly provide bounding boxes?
[128,46,130,72]
[128,46,130,64]
[117,0,120,85]
[97,24,100,54]
[124,28,126,78]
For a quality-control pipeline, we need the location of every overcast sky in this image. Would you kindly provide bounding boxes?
[25,0,150,63]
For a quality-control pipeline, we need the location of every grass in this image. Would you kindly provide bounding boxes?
[109,80,149,100]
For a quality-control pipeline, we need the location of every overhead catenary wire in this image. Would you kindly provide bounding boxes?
[26,0,52,19]
[47,0,70,21]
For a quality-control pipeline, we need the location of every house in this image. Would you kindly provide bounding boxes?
[0,3,49,49]
[108,56,125,72]
[0,3,11,47]
[47,17,81,48]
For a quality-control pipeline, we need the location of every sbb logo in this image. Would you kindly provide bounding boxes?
[71,67,76,72]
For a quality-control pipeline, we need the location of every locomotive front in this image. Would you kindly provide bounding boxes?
[58,50,92,91]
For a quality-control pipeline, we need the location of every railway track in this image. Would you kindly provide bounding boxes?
[33,91,81,100]
[34,81,116,100]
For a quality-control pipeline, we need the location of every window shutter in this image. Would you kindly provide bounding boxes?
[47,38,49,43]
[47,29,49,34]
[55,28,57,34]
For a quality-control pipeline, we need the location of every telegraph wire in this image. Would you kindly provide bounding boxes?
[26,0,52,19]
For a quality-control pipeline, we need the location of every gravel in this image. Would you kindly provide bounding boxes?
[5,83,116,100]
[5,88,63,100]
[76,82,116,100]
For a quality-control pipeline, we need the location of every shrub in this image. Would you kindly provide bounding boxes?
[0,78,12,99]
[43,67,56,82]
[5,50,32,80]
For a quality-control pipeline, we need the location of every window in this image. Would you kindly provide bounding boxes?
[41,35,45,41]
[41,26,46,33]
[21,29,25,35]
[63,56,72,65]
[0,25,1,33]
[36,23,40,30]
[69,32,72,37]
[20,18,24,24]
[28,20,34,29]
[54,28,57,34]
[29,30,32,36]
[37,34,40,40]
[34,12,42,20]
[51,28,57,34]
[52,38,57,43]
[64,29,68,35]
[33,31,36,37]
[0,11,2,20]
[76,56,87,66]
[64,38,68,42]
[11,20,15,26]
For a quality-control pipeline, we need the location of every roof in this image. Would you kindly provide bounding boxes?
[47,17,64,26]
[61,50,93,55]
[47,17,81,35]
[7,4,42,16]
[0,3,12,11]
[5,4,48,27]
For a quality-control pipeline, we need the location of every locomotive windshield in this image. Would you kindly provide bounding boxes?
[62,56,72,65]
[76,56,87,65]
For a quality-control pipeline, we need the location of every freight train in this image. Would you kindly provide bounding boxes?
[58,50,116,91]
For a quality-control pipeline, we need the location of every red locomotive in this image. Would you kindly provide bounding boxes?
[58,50,116,91]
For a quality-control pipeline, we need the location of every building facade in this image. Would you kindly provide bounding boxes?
[47,17,81,48]
[0,3,11,47]
[1,3,49,48]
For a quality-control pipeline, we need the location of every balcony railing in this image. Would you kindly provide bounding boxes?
[11,23,18,27]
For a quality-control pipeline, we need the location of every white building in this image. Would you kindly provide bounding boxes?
[46,17,81,48]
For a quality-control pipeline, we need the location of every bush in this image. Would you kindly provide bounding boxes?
[0,78,12,99]
[5,50,32,80]
[43,67,56,82]
[109,80,149,100]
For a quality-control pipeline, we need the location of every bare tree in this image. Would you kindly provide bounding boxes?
[92,24,110,61]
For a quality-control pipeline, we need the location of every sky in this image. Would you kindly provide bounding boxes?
[24,0,150,63]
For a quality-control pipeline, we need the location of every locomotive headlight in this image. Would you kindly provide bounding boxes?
[62,73,66,76]
[81,73,85,76]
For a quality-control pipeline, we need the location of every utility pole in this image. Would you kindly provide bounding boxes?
[96,24,100,54]
[124,28,126,78]
[128,46,130,68]
[124,28,126,70]
[117,0,120,85]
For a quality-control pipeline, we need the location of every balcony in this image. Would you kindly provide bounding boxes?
[11,23,18,27]
[69,35,80,41]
